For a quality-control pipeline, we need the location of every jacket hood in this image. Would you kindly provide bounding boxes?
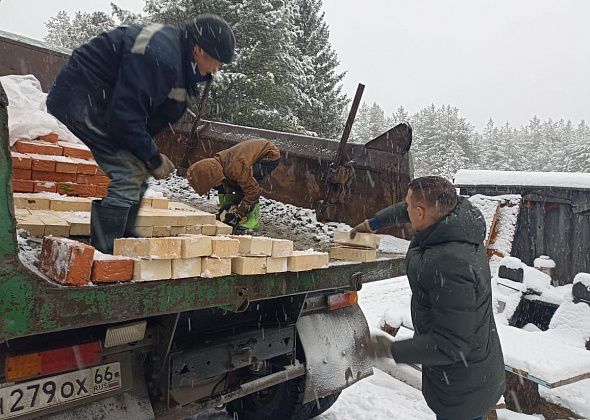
[411,197,486,248]
[186,158,225,195]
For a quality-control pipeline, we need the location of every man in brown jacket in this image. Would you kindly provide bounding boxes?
[186,139,280,232]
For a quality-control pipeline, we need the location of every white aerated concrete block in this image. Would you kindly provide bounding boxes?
[271,239,293,257]
[230,235,273,256]
[232,256,267,275]
[287,251,329,272]
[172,258,202,279]
[179,235,212,258]
[133,259,172,281]
[329,246,377,262]
[210,237,240,258]
[266,257,288,273]
[333,231,380,249]
[201,257,231,278]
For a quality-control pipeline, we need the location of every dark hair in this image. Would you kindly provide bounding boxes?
[408,176,458,219]
[184,14,235,64]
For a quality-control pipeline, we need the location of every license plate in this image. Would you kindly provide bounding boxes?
[0,362,121,419]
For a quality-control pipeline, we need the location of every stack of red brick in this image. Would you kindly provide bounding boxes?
[10,133,110,197]
[39,236,135,285]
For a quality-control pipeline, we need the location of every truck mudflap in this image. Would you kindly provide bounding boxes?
[296,304,373,404]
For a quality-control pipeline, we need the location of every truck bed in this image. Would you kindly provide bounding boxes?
[0,84,405,342]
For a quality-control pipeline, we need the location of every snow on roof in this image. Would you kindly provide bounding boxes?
[455,169,590,190]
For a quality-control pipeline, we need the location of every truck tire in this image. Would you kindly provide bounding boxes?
[226,375,340,420]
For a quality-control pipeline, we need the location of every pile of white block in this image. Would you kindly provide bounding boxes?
[329,231,380,262]
[113,234,329,281]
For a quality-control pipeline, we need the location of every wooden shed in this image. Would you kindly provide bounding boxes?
[455,169,590,286]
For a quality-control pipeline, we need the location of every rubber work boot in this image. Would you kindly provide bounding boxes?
[217,193,237,220]
[124,201,141,237]
[238,202,261,231]
[90,200,130,254]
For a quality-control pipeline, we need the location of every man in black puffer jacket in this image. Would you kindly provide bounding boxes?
[353,176,505,420]
[47,15,235,254]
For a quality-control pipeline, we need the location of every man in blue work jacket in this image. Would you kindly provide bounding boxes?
[47,14,235,254]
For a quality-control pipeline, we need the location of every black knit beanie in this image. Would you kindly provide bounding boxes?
[186,14,235,64]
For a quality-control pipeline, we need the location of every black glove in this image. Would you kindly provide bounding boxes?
[149,154,175,180]
[223,207,242,228]
[365,333,394,360]
[350,220,374,239]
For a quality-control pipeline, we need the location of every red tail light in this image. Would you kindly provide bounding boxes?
[327,291,358,310]
[6,341,101,383]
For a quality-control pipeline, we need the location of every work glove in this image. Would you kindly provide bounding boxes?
[365,332,395,361]
[149,154,176,180]
[350,219,374,239]
[223,206,243,228]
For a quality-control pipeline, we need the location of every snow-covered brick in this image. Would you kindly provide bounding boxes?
[172,258,201,279]
[231,256,267,275]
[133,259,171,281]
[378,235,409,255]
[91,251,134,283]
[333,231,380,249]
[533,255,556,269]
[270,239,293,258]
[573,273,590,289]
[179,235,212,258]
[39,236,95,286]
[287,250,329,272]
[201,257,231,278]
[61,213,90,236]
[210,237,240,258]
[266,257,287,273]
[329,246,377,262]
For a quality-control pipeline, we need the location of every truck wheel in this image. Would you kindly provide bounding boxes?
[226,376,340,420]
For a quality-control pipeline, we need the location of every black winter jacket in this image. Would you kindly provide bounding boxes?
[47,24,210,166]
[370,198,505,419]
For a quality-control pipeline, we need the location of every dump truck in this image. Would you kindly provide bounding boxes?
[0,31,412,419]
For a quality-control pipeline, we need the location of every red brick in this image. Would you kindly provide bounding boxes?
[74,159,98,175]
[55,158,78,174]
[30,154,57,172]
[34,181,58,193]
[76,174,110,186]
[96,167,106,176]
[39,237,95,286]
[11,152,31,169]
[32,171,77,183]
[57,182,97,197]
[15,140,63,156]
[58,141,94,160]
[96,185,108,197]
[37,132,59,143]
[12,179,34,193]
[91,252,134,283]
[12,169,31,180]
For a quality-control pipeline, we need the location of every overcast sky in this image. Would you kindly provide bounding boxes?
[1,0,589,130]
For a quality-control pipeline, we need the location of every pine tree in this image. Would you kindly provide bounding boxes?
[293,0,347,138]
